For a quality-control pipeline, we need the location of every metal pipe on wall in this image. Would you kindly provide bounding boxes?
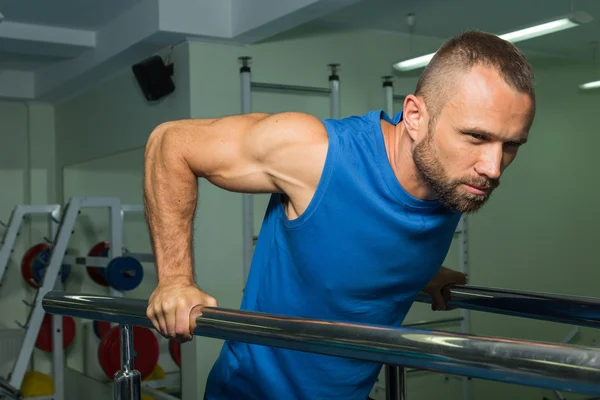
[239,57,253,285]
[329,64,340,119]
[382,76,394,116]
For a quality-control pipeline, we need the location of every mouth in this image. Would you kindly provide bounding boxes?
[463,183,489,196]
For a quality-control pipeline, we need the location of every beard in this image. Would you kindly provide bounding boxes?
[412,132,499,214]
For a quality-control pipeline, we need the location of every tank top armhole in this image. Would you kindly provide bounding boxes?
[278,119,340,229]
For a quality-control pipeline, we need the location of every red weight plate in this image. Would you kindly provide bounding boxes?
[86,241,110,286]
[98,326,119,379]
[93,320,112,339]
[169,339,181,367]
[21,243,50,289]
[99,326,159,380]
[35,314,76,352]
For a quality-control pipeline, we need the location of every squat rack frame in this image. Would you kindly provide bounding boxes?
[0,198,155,399]
[0,198,174,400]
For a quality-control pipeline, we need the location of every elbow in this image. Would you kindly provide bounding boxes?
[145,122,194,179]
[147,122,172,148]
[145,122,179,161]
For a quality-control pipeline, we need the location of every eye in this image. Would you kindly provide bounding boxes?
[470,133,485,140]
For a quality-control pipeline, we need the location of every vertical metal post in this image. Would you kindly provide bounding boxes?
[50,207,64,400]
[385,365,406,400]
[113,324,141,400]
[10,201,80,390]
[239,56,253,285]
[0,378,23,400]
[329,64,340,119]
[457,216,473,400]
[108,198,124,298]
[382,76,394,116]
[0,208,21,283]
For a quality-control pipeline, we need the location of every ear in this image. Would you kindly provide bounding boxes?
[402,95,428,142]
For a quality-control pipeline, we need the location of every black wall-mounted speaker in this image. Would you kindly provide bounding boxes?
[132,55,175,101]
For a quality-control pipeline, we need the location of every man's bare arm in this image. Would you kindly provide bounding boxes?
[144,111,327,281]
[144,112,328,339]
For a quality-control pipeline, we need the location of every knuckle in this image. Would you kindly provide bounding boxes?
[162,299,175,312]
[176,296,189,308]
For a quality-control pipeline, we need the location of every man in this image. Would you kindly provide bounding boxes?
[144,29,535,399]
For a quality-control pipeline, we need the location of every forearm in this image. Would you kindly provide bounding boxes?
[144,124,198,285]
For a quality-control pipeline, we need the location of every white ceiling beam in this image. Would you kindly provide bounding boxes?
[35,0,239,102]
[0,21,95,58]
[35,0,161,100]
[158,0,232,39]
[231,0,361,43]
[2,0,357,101]
[0,21,96,48]
[0,70,35,100]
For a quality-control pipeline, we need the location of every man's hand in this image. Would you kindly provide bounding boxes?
[422,266,467,311]
[146,278,218,342]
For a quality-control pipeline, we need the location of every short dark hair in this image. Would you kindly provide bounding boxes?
[414,30,536,129]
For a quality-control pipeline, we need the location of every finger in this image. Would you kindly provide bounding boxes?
[146,305,161,333]
[189,304,204,337]
[163,300,178,338]
[205,295,218,308]
[154,305,169,337]
[175,301,193,340]
[430,291,446,311]
[442,286,451,304]
[153,298,170,337]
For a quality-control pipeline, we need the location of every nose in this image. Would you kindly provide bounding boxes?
[475,144,503,180]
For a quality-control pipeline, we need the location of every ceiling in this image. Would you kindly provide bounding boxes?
[314,0,600,62]
[0,0,597,102]
[0,0,143,29]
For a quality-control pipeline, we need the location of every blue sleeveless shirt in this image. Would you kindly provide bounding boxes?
[205,110,462,399]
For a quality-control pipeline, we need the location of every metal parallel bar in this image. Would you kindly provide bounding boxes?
[251,82,331,95]
[552,327,581,400]
[403,317,463,328]
[42,291,600,397]
[415,284,600,329]
[63,252,155,267]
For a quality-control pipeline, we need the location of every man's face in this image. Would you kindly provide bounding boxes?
[413,65,534,213]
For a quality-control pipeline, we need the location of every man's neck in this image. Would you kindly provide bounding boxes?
[381,120,434,200]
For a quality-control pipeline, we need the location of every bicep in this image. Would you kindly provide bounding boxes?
[156,112,328,196]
